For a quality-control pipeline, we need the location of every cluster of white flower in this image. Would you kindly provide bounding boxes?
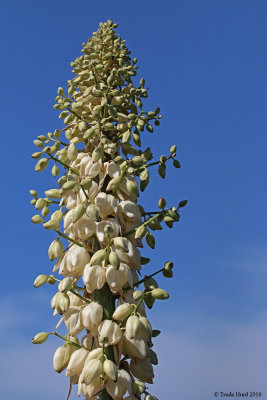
[31,20,186,400]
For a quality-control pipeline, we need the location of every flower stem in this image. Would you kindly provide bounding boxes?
[55,230,84,247]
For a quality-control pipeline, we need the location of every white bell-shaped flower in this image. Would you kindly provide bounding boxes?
[119,333,148,360]
[130,357,154,383]
[64,211,96,241]
[96,218,120,245]
[112,239,141,270]
[57,245,90,276]
[95,192,118,218]
[98,320,123,345]
[81,302,103,331]
[106,263,133,292]
[82,264,106,293]
[78,377,102,398]
[66,348,88,377]
[106,369,132,400]
[64,306,84,336]
[81,333,94,351]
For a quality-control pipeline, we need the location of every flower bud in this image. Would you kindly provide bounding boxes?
[86,204,99,221]
[51,209,63,221]
[170,145,176,154]
[133,291,144,301]
[126,315,141,339]
[52,164,59,177]
[30,189,37,197]
[112,303,134,322]
[90,249,106,265]
[31,215,44,224]
[81,177,92,190]
[145,232,155,249]
[43,219,60,230]
[164,261,173,271]
[53,345,71,373]
[34,158,48,172]
[67,143,78,161]
[32,331,49,344]
[113,237,129,253]
[35,198,45,210]
[56,292,70,314]
[80,359,102,385]
[41,206,49,217]
[48,239,63,261]
[58,277,73,292]
[158,197,166,209]
[151,288,169,300]
[72,204,85,223]
[139,317,152,341]
[66,348,88,377]
[47,274,57,285]
[109,251,120,269]
[62,181,77,191]
[132,380,146,396]
[44,189,61,199]
[34,274,48,288]
[103,359,118,382]
[135,225,147,239]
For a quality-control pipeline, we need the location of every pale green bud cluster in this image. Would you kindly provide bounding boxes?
[30,20,187,400]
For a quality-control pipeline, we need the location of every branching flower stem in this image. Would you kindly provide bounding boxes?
[55,230,84,247]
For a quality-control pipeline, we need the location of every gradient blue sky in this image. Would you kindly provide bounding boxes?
[0,1,266,399]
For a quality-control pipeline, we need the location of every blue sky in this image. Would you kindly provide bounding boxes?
[0,1,266,399]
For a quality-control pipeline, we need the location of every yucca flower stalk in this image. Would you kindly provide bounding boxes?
[30,20,187,400]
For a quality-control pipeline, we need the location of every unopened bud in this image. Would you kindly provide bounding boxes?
[170,145,176,154]
[133,291,144,301]
[112,303,134,321]
[35,158,49,172]
[31,215,44,224]
[90,249,106,265]
[30,190,37,197]
[109,251,120,269]
[58,277,73,292]
[132,380,146,396]
[81,177,92,190]
[43,219,60,230]
[135,225,147,239]
[72,204,85,223]
[151,288,169,300]
[44,189,61,199]
[32,332,49,344]
[113,237,129,253]
[103,359,118,382]
[86,204,99,221]
[56,292,70,314]
[62,181,77,191]
[145,232,155,249]
[67,143,78,161]
[34,275,48,288]
[158,197,166,209]
[164,261,173,271]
